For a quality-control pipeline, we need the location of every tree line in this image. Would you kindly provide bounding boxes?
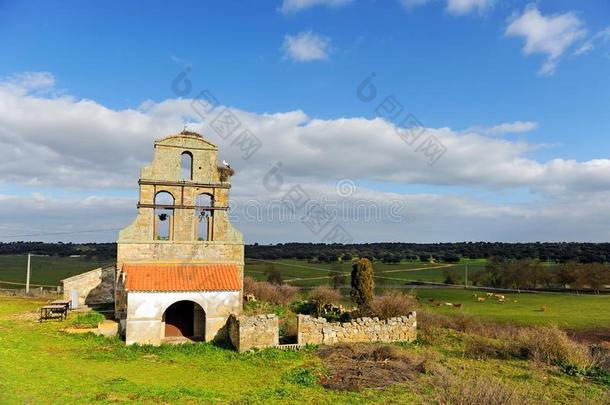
[246,242,610,264]
[444,257,610,294]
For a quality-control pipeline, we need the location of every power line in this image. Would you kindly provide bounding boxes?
[0,228,122,238]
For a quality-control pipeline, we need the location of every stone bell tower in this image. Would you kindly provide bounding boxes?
[115,130,244,345]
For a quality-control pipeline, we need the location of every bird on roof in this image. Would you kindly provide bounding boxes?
[222,159,231,169]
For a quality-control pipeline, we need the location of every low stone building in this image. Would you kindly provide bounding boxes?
[62,265,116,309]
[115,130,244,345]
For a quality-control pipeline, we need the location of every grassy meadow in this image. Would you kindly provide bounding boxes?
[0,296,608,404]
[0,255,111,288]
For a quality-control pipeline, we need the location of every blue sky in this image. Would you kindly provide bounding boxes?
[0,0,609,243]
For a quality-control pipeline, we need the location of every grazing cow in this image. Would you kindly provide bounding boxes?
[428,298,435,303]
[513,300,518,303]
[541,304,547,312]
[471,293,478,298]
[477,297,486,302]
[486,292,494,297]
[453,303,462,308]
[435,302,442,307]
[444,302,453,306]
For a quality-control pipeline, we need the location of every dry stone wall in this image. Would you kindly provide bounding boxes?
[297,313,417,345]
[228,314,279,352]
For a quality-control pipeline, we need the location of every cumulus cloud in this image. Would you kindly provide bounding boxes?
[281,31,330,62]
[279,0,353,15]
[2,71,610,242]
[505,4,587,75]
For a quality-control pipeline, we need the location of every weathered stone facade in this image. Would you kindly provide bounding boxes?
[228,314,279,352]
[62,265,116,309]
[115,131,244,345]
[297,313,417,345]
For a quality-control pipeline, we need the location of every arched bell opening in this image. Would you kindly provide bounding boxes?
[154,191,175,240]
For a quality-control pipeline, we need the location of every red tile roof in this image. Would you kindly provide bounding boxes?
[123,263,240,292]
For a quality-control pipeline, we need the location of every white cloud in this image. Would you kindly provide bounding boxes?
[466,121,538,136]
[281,31,330,62]
[505,4,587,75]
[575,26,610,55]
[7,71,55,91]
[3,72,610,242]
[446,0,494,16]
[400,0,493,16]
[279,0,353,15]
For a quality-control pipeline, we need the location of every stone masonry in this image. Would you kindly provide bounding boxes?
[297,313,417,345]
[115,131,244,345]
[228,314,279,352]
[62,265,116,309]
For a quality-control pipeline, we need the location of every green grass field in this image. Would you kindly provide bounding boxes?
[413,288,610,329]
[0,255,112,288]
[0,296,607,404]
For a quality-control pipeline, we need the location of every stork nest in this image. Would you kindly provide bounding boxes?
[218,166,235,182]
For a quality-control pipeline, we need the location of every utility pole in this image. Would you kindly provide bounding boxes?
[26,253,31,294]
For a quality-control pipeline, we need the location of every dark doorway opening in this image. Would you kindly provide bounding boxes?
[163,301,205,340]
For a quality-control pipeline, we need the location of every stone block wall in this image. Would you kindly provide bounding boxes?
[297,313,417,345]
[228,314,279,352]
[62,265,116,309]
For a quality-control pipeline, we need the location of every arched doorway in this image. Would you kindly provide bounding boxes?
[162,300,205,341]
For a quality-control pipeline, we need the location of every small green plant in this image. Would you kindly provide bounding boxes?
[282,367,318,387]
[70,311,105,329]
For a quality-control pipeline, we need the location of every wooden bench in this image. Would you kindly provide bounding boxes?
[39,305,68,322]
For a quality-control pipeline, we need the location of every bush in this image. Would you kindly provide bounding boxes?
[350,258,374,308]
[369,291,418,319]
[309,286,342,314]
[243,276,298,305]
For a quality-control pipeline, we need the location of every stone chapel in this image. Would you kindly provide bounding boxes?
[114,130,244,345]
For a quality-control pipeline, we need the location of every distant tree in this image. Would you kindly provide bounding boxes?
[585,263,610,294]
[443,268,457,285]
[265,263,283,285]
[342,253,352,261]
[350,258,374,308]
[557,262,578,289]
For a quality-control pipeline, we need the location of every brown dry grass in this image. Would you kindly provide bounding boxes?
[242,276,298,305]
[316,343,428,391]
[419,309,603,370]
[431,365,537,405]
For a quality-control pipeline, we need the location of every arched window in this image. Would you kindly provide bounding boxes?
[196,193,214,241]
[181,151,193,180]
[154,191,175,240]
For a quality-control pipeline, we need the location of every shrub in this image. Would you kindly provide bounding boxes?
[515,325,594,370]
[369,291,418,319]
[309,286,342,314]
[243,276,298,305]
[350,258,374,308]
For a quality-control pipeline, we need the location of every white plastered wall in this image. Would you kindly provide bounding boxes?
[125,290,240,345]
